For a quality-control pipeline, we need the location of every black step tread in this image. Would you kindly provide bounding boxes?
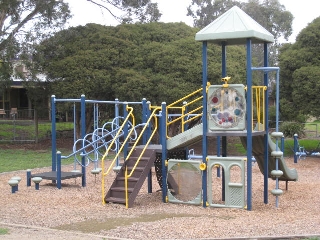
[117,176,139,181]
[105,197,126,204]
[128,156,150,161]
[125,166,145,171]
[110,186,134,192]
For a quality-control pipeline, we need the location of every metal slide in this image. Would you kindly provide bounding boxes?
[166,123,203,150]
[240,134,298,181]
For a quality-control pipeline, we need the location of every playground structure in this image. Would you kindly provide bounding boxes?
[27,6,299,210]
[293,133,320,161]
[27,96,150,188]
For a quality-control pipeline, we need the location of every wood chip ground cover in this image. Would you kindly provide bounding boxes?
[0,156,320,240]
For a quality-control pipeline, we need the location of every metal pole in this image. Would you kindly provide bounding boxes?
[57,151,61,189]
[263,42,269,204]
[115,98,120,167]
[221,41,227,201]
[201,41,208,208]
[161,102,167,203]
[246,38,253,211]
[81,94,86,187]
[294,133,298,163]
[51,95,57,172]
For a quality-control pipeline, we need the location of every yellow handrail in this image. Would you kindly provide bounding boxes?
[124,107,160,208]
[167,88,203,107]
[165,88,203,138]
[251,86,267,131]
[101,106,135,205]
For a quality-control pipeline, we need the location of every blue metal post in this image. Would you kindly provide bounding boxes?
[146,101,151,140]
[221,41,227,200]
[81,94,86,187]
[275,70,280,132]
[275,68,281,208]
[26,170,31,187]
[263,42,269,204]
[246,38,253,211]
[142,98,147,144]
[142,99,153,194]
[115,98,120,167]
[183,101,188,131]
[57,151,61,189]
[294,134,298,163]
[51,95,57,172]
[160,102,167,203]
[94,103,98,169]
[201,41,208,208]
[73,103,77,170]
[222,41,227,77]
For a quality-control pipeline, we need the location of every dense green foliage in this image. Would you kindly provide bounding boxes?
[280,122,305,138]
[33,22,247,105]
[31,22,248,135]
[279,17,320,121]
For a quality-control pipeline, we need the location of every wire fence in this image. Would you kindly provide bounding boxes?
[0,108,74,143]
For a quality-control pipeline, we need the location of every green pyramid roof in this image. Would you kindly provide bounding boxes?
[195,6,274,45]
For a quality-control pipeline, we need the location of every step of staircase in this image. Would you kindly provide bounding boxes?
[104,145,161,207]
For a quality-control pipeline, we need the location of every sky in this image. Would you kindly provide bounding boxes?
[66,0,320,43]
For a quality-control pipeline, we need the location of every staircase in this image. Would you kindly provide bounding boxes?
[104,145,160,208]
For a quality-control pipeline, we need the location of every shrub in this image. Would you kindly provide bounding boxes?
[268,106,277,128]
[280,121,305,137]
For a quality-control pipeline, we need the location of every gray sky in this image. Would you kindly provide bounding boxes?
[66,0,320,43]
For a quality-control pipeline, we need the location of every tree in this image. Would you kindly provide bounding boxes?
[187,0,242,28]
[87,0,161,23]
[244,0,293,44]
[33,22,247,135]
[279,17,320,120]
[0,0,72,92]
[187,0,293,66]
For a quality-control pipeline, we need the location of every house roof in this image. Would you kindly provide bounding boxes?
[195,6,274,45]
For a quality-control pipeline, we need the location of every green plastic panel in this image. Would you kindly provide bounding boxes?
[167,159,202,205]
[207,156,245,208]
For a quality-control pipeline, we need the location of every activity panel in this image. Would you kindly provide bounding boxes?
[207,84,246,131]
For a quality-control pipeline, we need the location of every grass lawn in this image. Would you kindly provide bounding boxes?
[229,136,320,157]
[1,119,320,173]
[0,148,75,173]
[2,137,320,173]
[304,121,320,138]
[0,121,75,173]
[0,121,74,141]
[0,228,8,235]
[0,142,117,174]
